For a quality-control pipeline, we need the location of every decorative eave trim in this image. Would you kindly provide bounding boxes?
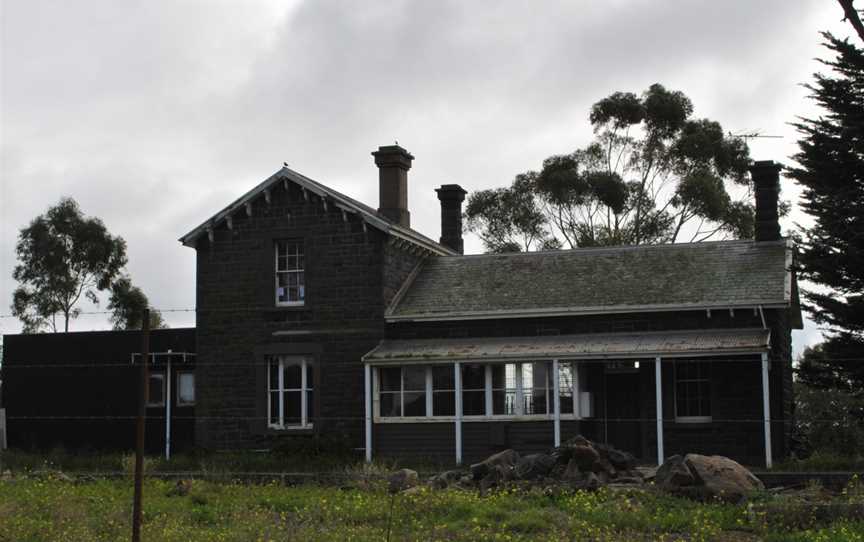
[177,166,456,256]
[385,301,792,323]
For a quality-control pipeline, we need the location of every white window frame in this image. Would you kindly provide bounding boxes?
[373,361,587,423]
[268,356,313,430]
[674,360,712,423]
[147,372,166,407]
[176,371,196,406]
[275,240,305,307]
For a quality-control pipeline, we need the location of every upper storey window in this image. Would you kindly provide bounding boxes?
[275,240,305,306]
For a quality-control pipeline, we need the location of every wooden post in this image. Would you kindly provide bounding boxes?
[762,352,772,469]
[655,357,664,466]
[132,309,150,542]
[364,364,372,463]
[454,362,462,465]
[552,359,561,447]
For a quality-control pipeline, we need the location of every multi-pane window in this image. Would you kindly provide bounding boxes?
[147,372,165,407]
[675,361,711,422]
[375,362,587,420]
[379,366,428,417]
[177,371,196,406]
[461,364,486,416]
[275,241,305,306]
[432,366,455,416]
[268,356,314,428]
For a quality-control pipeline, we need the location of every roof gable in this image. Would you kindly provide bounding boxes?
[178,166,454,255]
[388,239,794,321]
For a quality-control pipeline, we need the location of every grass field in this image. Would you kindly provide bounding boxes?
[3,473,864,542]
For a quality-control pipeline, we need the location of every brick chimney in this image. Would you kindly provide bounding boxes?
[749,160,782,242]
[436,184,467,254]
[372,145,414,227]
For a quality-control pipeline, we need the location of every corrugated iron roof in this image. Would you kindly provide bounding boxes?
[387,240,793,321]
[362,328,771,363]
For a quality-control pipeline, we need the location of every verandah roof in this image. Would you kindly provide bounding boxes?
[362,328,770,364]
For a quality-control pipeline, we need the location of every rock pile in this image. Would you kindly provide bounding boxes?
[401,436,765,502]
[423,435,644,494]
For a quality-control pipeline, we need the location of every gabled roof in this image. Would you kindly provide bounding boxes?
[363,328,771,363]
[178,166,455,255]
[387,239,795,321]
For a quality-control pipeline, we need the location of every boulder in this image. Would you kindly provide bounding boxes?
[514,453,555,480]
[570,445,600,471]
[479,464,513,494]
[683,454,764,502]
[428,470,464,490]
[387,469,419,493]
[655,455,695,488]
[595,442,637,471]
[562,458,584,482]
[470,449,520,480]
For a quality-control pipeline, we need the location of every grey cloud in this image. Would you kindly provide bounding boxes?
[0,0,849,361]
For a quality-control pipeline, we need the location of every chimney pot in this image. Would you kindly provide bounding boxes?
[372,145,414,227]
[436,184,467,254]
[749,160,783,242]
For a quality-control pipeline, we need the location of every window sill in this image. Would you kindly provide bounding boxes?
[374,415,588,424]
[674,417,713,425]
[268,424,314,432]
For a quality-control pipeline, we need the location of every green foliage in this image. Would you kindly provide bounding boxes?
[465,172,554,252]
[790,33,864,387]
[794,375,864,457]
[466,84,754,252]
[5,477,864,541]
[11,197,127,332]
[107,276,167,330]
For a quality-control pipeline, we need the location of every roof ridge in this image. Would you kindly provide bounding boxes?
[445,238,789,261]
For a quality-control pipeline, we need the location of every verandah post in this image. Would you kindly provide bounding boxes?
[364,364,372,463]
[761,352,772,468]
[655,356,664,466]
[455,362,462,465]
[552,359,561,447]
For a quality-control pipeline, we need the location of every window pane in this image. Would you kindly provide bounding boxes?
[491,365,506,389]
[284,364,302,389]
[432,365,454,389]
[269,391,280,425]
[492,389,516,415]
[403,366,426,391]
[463,390,485,415]
[403,392,425,416]
[284,391,302,425]
[433,391,454,416]
[559,363,574,414]
[306,364,314,391]
[462,364,485,390]
[269,362,279,391]
[380,392,400,417]
[559,389,574,414]
[379,368,401,392]
[178,373,195,404]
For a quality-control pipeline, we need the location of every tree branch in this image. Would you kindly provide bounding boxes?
[838,0,864,43]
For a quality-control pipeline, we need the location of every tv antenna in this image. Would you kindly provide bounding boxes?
[729,131,784,144]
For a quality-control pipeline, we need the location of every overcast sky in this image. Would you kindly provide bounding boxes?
[0,0,853,356]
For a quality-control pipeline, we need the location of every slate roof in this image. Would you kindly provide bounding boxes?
[363,328,771,363]
[388,239,793,321]
[179,166,454,255]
